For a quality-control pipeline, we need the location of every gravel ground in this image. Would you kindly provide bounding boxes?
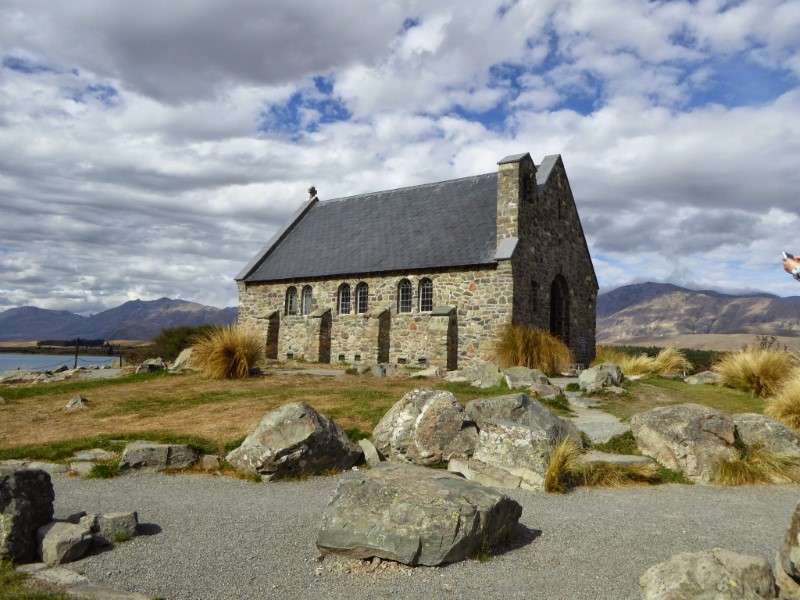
[52,473,799,600]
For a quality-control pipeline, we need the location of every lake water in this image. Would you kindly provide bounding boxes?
[0,353,120,375]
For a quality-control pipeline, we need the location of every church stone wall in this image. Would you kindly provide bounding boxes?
[237,262,514,369]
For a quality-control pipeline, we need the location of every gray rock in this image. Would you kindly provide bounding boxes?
[37,521,93,565]
[570,410,631,445]
[577,451,656,469]
[201,455,221,470]
[734,413,800,458]
[465,360,502,388]
[225,402,361,480]
[578,363,624,392]
[442,425,479,460]
[370,363,397,377]
[0,467,54,563]
[409,366,441,379]
[472,419,551,491]
[64,396,89,411]
[71,449,117,462]
[27,462,69,475]
[358,439,382,468]
[443,370,468,383]
[170,347,196,371]
[0,396,6,404]
[135,357,166,374]
[316,462,522,566]
[69,462,95,478]
[91,512,138,546]
[465,393,581,447]
[630,403,737,483]
[780,500,800,584]
[15,563,89,585]
[448,458,524,489]
[119,442,198,472]
[504,366,549,389]
[685,370,720,385]
[1,369,44,384]
[640,547,776,599]
[775,549,800,600]
[372,388,466,465]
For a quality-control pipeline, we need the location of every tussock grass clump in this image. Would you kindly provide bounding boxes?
[192,325,263,379]
[712,444,800,485]
[766,369,800,430]
[592,346,629,366]
[545,438,583,494]
[651,348,693,376]
[712,348,795,398]
[580,461,658,487]
[496,324,574,374]
[618,354,657,375]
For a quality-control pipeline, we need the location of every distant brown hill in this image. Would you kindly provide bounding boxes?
[597,282,800,347]
[0,298,237,342]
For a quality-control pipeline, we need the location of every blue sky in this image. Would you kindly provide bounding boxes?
[0,0,799,313]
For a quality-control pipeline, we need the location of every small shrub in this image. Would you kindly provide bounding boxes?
[712,348,795,398]
[496,324,573,374]
[344,367,359,375]
[765,369,800,430]
[713,444,800,485]
[192,326,263,379]
[565,382,580,392]
[149,324,216,362]
[545,438,583,494]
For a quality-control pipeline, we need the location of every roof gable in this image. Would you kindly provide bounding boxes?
[241,173,500,282]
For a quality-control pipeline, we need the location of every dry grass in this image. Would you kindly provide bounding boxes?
[594,347,692,377]
[712,444,800,485]
[580,461,658,487]
[495,324,574,374]
[712,348,796,398]
[192,325,263,379]
[544,437,583,494]
[593,346,629,366]
[651,348,693,376]
[765,369,800,430]
[618,354,657,375]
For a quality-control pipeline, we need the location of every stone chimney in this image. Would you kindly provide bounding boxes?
[307,186,318,201]
[496,153,536,243]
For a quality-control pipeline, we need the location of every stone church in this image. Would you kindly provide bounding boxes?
[236,152,598,370]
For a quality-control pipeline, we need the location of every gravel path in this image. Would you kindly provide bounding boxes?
[52,473,799,600]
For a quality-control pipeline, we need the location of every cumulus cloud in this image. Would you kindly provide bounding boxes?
[0,0,799,315]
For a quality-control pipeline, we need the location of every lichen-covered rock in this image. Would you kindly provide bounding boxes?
[135,357,166,374]
[465,393,581,447]
[64,396,89,411]
[630,403,737,483]
[316,463,522,566]
[372,388,467,465]
[504,367,549,390]
[578,363,623,392]
[82,512,138,546]
[780,500,800,585]
[685,370,719,385]
[734,413,800,458]
[119,442,198,472]
[37,521,92,566]
[225,402,361,480]
[640,548,776,599]
[464,360,502,388]
[472,419,551,491]
[0,467,54,563]
[170,348,197,371]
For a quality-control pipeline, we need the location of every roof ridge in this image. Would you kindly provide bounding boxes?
[319,171,497,204]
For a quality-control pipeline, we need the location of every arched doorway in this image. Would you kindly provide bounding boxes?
[550,275,570,345]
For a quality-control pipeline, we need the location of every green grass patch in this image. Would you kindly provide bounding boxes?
[0,560,73,599]
[537,394,574,417]
[223,436,247,452]
[87,460,119,479]
[344,427,370,442]
[565,383,580,392]
[112,531,132,544]
[0,431,217,462]
[652,465,690,484]
[592,431,640,455]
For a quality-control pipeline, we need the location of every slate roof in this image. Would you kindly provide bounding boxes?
[239,156,560,283]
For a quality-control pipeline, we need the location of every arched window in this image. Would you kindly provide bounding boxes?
[285,287,297,316]
[355,282,369,314]
[397,279,412,313]
[301,285,313,316]
[338,283,351,315]
[419,278,433,312]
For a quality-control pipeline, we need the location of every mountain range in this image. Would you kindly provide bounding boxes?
[1,282,799,345]
[0,298,237,342]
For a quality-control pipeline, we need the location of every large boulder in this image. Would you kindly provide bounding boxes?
[170,348,197,371]
[630,403,737,483]
[779,500,800,585]
[471,419,551,491]
[640,548,776,599]
[579,363,624,392]
[465,393,581,447]
[734,413,800,459]
[504,367,549,389]
[37,521,93,565]
[119,442,198,472]
[372,388,468,465]
[0,467,54,563]
[464,360,502,388]
[316,462,522,566]
[80,511,139,546]
[226,402,361,480]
